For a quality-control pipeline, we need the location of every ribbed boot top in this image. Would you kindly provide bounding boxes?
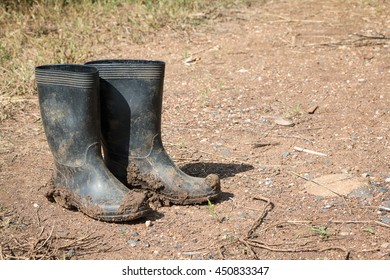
[35,64,98,89]
[85,60,165,80]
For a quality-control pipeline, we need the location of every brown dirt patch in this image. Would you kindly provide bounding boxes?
[1,0,390,260]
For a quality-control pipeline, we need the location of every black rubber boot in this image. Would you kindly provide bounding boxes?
[36,64,152,222]
[85,60,221,205]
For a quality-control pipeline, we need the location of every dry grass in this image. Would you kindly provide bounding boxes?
[0,0,253,121]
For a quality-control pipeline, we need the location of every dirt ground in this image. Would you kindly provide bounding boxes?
[1,0,390,260]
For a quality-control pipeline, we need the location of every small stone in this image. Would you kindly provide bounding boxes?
[381,216,390,224]
[264,178,273,185]
[282,151,290,158]
[145,220,152,227]
[237,212,246,220]
[33,203,39,208]
[377,187,388,193]
[127,239,139,247]
[66,249,75,259]
[131,232,140,237]
[220,149,231,155]
[348,187,373,198]
[382,200,390,208]
[117,225,127,231]
[274,118,294,127]
[173,244,182,249]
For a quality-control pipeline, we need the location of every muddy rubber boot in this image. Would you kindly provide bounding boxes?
[36,64,152,222]
[85,60,221,205]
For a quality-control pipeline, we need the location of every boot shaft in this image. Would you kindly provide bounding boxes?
[85,60,165,158]
[36,64,100,167]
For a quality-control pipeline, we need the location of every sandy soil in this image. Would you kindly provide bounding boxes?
[1,0,390,260]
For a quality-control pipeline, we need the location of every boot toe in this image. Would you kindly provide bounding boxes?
[205,174,221,193]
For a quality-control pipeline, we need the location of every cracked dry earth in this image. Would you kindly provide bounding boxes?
[1,0,390,260]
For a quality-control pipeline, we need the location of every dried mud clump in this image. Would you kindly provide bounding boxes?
[127,163,165,191]
[116,190,147,214]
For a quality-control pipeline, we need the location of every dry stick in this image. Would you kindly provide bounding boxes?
[289,171,353,215]
[294,146,328,157]
[243,239,350,259]
[246,196,275,239]
[27,226,46,259]
[239,239,259,260]
[375,221,390,229]
[0,244,4,260]
[35,225,55,252]
[35,206,41,227]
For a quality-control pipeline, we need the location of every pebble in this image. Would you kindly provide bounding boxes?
[127,239,139,247]
[33,203,39,208]
[237,212,246,220]
[145,220,152,227]
[173,244,182,249]
[348,187,373,198]
[117,225,127,231]
[131,232,140,237]
[381,216,390,224]
[282,151,290,158]
[382,200,390,208]
[264,178,273,185]
[66,248,75,259]
[377,187,388,193]
[339,231,353,236]
[274,118,294,127]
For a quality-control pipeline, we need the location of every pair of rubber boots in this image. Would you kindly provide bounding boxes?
[36,60,221,222]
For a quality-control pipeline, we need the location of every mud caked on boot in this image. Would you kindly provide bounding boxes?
[85,60,221,205]
[36,64,152,222]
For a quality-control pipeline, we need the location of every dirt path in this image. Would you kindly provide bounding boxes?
[1,0,390,260]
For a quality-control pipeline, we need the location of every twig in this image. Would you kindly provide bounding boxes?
[35,206,41,227]
[379,206,390,212]
[242,238,350,259]
[294,146,328,157]
[0,244,4,260]
[181,251,208,256]
[375,221,390,229]
[246,196,275,239]
[253,142,280,148]
[35,225,55,252]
